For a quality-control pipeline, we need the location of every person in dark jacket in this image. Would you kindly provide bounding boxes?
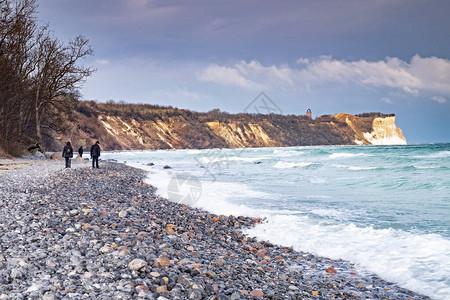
[90,141,101,168]
[62,141,74,168]
[78,146,84,158]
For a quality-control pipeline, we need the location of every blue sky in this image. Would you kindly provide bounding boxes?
[38,0,450,143]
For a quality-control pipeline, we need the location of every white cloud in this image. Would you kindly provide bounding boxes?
[197,55,450,101]
[431,96,447,104]
[197,63,263,90]
[197,60,294,90]
[295,55,447,95]
[296,58,310,65]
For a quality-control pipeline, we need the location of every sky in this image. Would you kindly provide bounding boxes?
[38,0,450,143]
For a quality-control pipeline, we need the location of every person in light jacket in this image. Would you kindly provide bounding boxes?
[62,141,74,168]
[90,141,101,168]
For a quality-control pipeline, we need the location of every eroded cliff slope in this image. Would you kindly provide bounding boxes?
[334,113,406,145]
[44,102,406,151]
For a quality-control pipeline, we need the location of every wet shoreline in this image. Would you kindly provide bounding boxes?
[0,160,429,299]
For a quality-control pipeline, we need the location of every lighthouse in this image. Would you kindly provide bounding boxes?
[306,109,312,120]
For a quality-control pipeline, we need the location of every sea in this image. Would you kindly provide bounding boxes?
[102,144,450,299]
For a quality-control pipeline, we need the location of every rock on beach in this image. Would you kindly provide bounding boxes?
[0,160,430,299]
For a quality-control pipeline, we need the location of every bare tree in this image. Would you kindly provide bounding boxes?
[0,0,38,154]
[30,31,95,152]
[0,0,95,155]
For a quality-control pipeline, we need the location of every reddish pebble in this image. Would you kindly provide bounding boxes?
[250,289,264,297]
[246,245,257,251]
[326,267,337,274]
[256,249,268,257]
[274,256,284,261]
[136,285,149,291]
[154,256,171,267]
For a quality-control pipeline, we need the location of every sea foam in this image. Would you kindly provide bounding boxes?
[274,161,313,169]
[245,215,450,299]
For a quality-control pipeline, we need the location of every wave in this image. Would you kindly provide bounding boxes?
[186,149,205,154]
[414,151,450,159]
[245,216,450,300]
[191,180,273,216]
[272,149,304,157]
[329,152,371,159]
[402,165,450,172]
[274,161,313,169]
[308,178,327,184]
[310,208,344,217]
[414,165,440,170]
[103,147,450,300]
[197,155,269,164]
[332,164,378,171]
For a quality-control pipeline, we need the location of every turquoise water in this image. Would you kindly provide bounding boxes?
[103,144,450,299]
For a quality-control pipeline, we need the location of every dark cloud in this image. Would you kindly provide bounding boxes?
[36,0,450,142]
[39,0,450,62]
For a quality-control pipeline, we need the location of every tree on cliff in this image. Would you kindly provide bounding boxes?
[0,0,94,155]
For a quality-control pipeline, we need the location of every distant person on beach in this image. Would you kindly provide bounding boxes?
[62,141,74,168]
[90,141,101,169]
[78,146,84,158]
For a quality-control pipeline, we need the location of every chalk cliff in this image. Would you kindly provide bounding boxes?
[43,102,407,151]
[333,113,406,145]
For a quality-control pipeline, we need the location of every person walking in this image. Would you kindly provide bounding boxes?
[90,141,101,169]
[62,141,74,168]
[78,146,84,158]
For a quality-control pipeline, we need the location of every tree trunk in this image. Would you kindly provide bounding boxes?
[34,85,45,155]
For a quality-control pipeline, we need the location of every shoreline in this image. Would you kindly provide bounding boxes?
[0,160,429,299]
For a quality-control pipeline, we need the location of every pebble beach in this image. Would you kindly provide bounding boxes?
[0,159,430,299]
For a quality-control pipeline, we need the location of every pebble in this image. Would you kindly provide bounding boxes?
[154,256,171,267]
[150,271,160,277]
[0,160,430,299]
[250,289,264,297]
[326,266,337,274]
[42,292,56,300]
[128,259,147,271]
[189,289,202,299]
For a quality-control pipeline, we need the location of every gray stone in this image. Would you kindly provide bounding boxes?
[189,289,203,300]
[42,292,56,300]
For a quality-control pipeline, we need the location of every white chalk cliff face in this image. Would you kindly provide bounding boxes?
[362,117,407,145]
[334,114,407,146]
